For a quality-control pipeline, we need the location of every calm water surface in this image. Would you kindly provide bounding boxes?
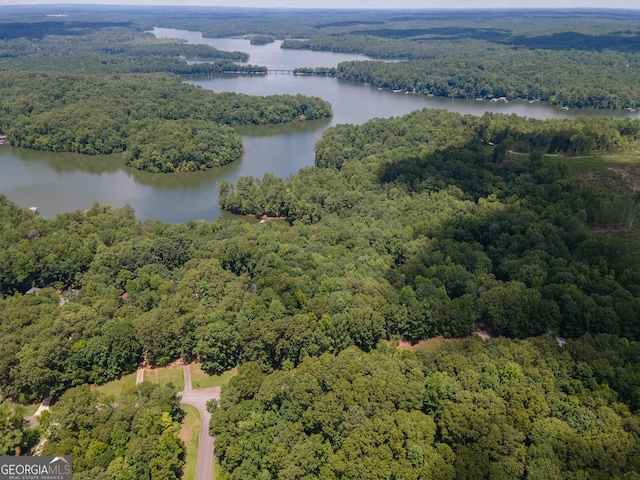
[1,28,638,222]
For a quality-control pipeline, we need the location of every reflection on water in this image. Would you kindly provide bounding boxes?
[11,148,122,175]
[2,28,639,223]
[234,117,332,138]
[124,162,228,190]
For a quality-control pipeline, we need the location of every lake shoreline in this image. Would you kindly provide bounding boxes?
[2,28,639,224]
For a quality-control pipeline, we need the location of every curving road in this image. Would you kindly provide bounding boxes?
[178,364,221,480]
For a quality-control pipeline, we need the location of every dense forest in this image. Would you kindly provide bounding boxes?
[3,5,640,479]
[41,383,185,480]
[2,108,640,402]
[211,337,640,479]
[219,110,640,342]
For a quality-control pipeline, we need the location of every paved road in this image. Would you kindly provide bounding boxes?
[25,365,218,478]
[25,397,51,428]
[179,364,220,480]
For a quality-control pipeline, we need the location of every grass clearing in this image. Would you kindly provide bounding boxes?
[144,361,185,390]
[93,362,184,401]
[0,400,40,417]
[92,371,137,399]
[92,362,235,402]
[190,364,237,389]
[21,403,40,417]
[558,152,640,232]
[180,404,200,480]
[561,152,640,177]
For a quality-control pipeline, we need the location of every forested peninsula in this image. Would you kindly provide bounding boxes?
[0,72,330,172]
[0,18,331,172]
[3,6,640,480]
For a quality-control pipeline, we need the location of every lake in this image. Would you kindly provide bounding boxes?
[1,27,638,223]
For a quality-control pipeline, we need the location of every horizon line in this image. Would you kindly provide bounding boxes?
[1,4,639,10]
